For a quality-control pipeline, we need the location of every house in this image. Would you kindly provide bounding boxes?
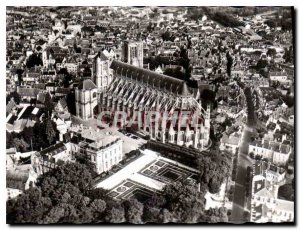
[220,132,241,153]
[55,97,68,113]
[250,160,293,223]
[217,105,244,119]
[248,139,292,166]
[17,87,42,103]
[31,142,72,175]
[269,71,289,83]
[52,114,71,141]
[6,105,43,133]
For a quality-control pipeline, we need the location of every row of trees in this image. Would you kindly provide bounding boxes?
[7,161,229,224]
[203,9,244,27]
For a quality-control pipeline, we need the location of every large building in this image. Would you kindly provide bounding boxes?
[248,139,292,166]
[69,125,123,174]
[98,60,210,150]
[250,160,294,223]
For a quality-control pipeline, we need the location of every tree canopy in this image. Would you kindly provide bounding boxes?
[26,53,43,68]
[7,161,230,224]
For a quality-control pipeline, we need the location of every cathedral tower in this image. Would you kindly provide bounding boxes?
[122,40,143,68]
[75,79,98,120]
[92,52,113,92]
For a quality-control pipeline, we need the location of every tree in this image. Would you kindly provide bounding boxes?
[86,188,110,201]
[6,187,52,224]
[90,199,106,213]
[44,92,54,117]
[66,91,76,115]
[123,198,144,224]
[143,206,161,223]
[226,51,233,77]
[26,53,43,68]
[255,155,262,160]
[205,207,228,223]
[58,68,72,87]
[163,67,185,80]
[45,119,57,145]
[105,202,125,223]
[16,69,24,85]
[266,48,277,58]
[53,29,59,36]
[159,181,206,223]
[249,152,254,159]
[278,184,294,201]
[7,91,21,104]
[37,162,94,194]
[256,59,268,70]
[196,150,232,194]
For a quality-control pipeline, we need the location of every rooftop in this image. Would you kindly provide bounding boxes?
[69,125,121,150]
[78,79,97,90]
[110,60,192,96]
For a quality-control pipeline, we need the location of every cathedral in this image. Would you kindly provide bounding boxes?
[76,41,211,149]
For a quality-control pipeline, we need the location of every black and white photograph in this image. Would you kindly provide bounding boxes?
[4,4,296,225]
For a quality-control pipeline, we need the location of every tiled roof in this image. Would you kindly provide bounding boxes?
[17,87,41,97]
[78,79,97,90]
[39,142,66,158]
[110,60,192,96]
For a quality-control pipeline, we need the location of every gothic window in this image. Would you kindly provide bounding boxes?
[93,92,97,98]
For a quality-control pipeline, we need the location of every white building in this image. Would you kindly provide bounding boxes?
[248,139,291,165]
[7,188,23,201]
[69,125,123,174]
[250,160,293,223]
[269,71,289,83]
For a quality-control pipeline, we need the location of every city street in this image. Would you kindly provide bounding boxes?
[231,126,253,223]
[231,87,256,223]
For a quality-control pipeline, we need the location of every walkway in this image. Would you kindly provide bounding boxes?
[95,149,159,190]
